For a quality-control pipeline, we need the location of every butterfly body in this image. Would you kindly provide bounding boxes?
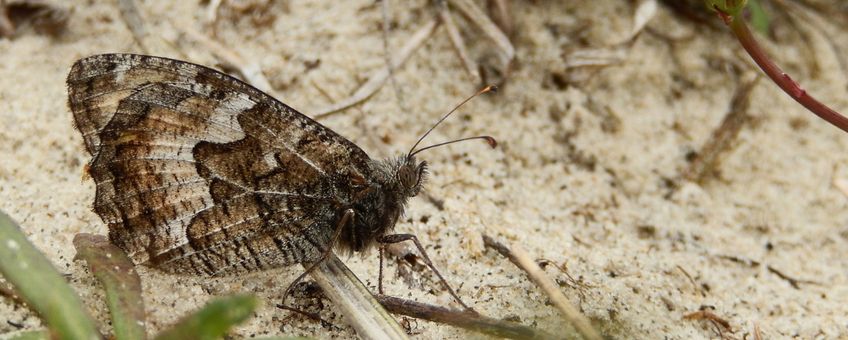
[67,54,426,276]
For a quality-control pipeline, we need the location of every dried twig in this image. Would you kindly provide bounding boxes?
[205,0,222,24]
[623,0,658,44]
[117,0,148,51]
[675,265,705,297]
[684,76,760,184]
[832,172,848,198]
[766,266,803,289]
[716,254,815,289]
[376,294,556,340]
[438,0,481,84]
[683,309,732,338]
[752,320,762,340]
[482,234,602,340]
[774,0,848,89]
[380,0,404,109]
[177,25,276,95]
[448,0,514,64]
[117,0,180,56]
[312,18,439,118]
[537,259,593,292]
[307,254,409,340]
[563,0,657,82]
[488,0,513,37]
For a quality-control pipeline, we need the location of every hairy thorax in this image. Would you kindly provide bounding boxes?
[336,155,419,254]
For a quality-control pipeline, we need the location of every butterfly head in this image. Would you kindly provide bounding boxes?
[343,86,498,254]
[399,85,499,198]
[395,85,497,197]
[397,156,428,198]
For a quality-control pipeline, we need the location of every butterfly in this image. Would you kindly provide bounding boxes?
[67,53,495,308]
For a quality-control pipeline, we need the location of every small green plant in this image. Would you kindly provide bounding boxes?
[0,210,299,340]
[705,0,848,133]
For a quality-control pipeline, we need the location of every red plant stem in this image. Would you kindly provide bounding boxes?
[725,13,848,133]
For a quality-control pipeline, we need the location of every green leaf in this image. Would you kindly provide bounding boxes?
[73,233,146,340]
[0,211,101,340]
[153,294,259,340]
[747,0,770,34]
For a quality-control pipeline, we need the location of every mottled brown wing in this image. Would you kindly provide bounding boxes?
[68,54,373,276]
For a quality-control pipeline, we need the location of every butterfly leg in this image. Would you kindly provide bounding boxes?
[378,243,386,295]
[377,233,474,312]
[278,208,355,316]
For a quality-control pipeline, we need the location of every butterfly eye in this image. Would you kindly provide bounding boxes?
[398,166,416,190]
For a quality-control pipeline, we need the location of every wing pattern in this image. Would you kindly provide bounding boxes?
[68,54,373,276]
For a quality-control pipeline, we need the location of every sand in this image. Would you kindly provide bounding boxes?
[1,1,847,338]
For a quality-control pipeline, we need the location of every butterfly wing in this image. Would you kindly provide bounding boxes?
[68,54,373,276]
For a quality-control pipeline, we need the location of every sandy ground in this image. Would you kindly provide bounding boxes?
[1,1,848,339]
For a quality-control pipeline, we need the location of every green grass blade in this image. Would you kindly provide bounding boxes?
[0,211,101,340]
[73,233,146,340]
[153,294,259,340]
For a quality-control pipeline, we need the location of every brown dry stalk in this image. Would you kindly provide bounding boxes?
[482,234,602,340]
[683,309,732,338]
[716,254,815,289]
[380,0,404,111]
[177,26,276,96]
[448,0,514,64]
[308,254,409,339]
[488,0,513,37]
[376,294,556,339]
[117,0,147,51]
[684,76,759,184]
[312,18,439,118]
[438,0,481,84]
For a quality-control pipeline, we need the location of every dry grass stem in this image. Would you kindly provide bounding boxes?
[117,0,148,52]
[307,254,408,340]
[448,0,514,64]
[380,0,404,110]
[177,26,276,96]
[482,235,602,340]
[684,76,759,184]
[683,309,732,339]
[376,294,557,339]
[312,18,439,118]
[439,1,481,84]
[117,0,181,56]
[563,0,656,81]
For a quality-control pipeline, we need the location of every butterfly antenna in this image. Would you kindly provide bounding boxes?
[407,85,498,158]
[409,135,496,158]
